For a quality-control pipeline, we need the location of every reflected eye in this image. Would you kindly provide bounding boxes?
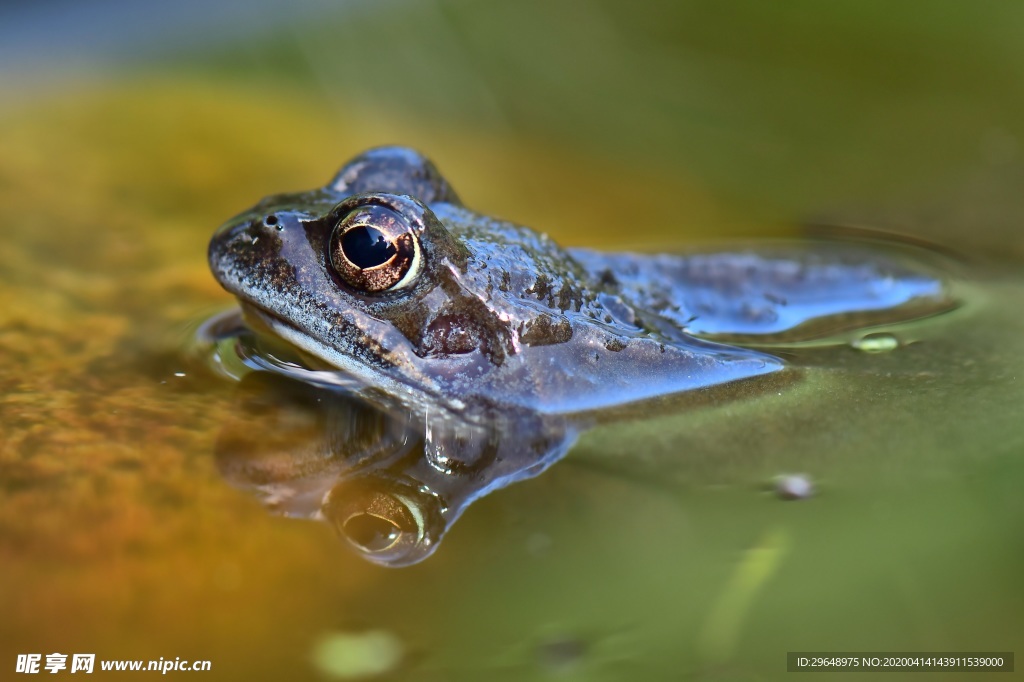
[325,483,434,566]
[323,474,447,566]
[329,204,420,292]
[342,510,403,552]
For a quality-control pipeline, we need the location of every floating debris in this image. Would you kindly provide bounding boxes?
[310,630,403,679]
[537,635,588,672]
[773,474,815,500]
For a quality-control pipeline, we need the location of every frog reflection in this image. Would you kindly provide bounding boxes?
[205,146,956,565]
[214,368,574,567]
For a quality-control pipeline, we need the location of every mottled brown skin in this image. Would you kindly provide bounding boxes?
[210,149,764,416]
[207,146,955,565]
[209,147,952,417]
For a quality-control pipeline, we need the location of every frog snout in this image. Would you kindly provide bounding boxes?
[208,211,302,290]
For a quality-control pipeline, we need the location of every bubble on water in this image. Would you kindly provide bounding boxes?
[310,630,402,679]
[773,474,814,500]
[851,332,900,353]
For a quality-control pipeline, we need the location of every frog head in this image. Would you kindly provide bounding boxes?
[210,148,503,406]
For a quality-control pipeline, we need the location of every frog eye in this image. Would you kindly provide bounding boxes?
[329,204,421,293]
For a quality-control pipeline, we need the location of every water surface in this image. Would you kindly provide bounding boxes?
[3,5,1024,678]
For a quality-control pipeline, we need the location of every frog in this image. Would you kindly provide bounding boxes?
[205,146,957,566]
[208,146,955,418]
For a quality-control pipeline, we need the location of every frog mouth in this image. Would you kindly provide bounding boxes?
[235,302,361,380]
[238,301,367,374]
[238,302,299,341]
[236,302,449,411]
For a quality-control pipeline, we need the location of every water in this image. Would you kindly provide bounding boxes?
[3,3,1024,680]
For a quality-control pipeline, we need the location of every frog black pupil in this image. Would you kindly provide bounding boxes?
[341,226,396,269]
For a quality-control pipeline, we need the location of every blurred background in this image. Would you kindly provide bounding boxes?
[6,0,1024,251]
[1,1,1022,680]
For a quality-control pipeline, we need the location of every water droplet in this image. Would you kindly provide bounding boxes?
[851,332,900,353]
[774,474,814,500]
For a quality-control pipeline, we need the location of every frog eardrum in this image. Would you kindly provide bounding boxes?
[328,194,423,293]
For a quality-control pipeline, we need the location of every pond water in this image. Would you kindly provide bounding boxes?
[2,3,1024,680]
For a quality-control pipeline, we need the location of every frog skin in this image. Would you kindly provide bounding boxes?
[208,146,954,418]
[206,147,956,566]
